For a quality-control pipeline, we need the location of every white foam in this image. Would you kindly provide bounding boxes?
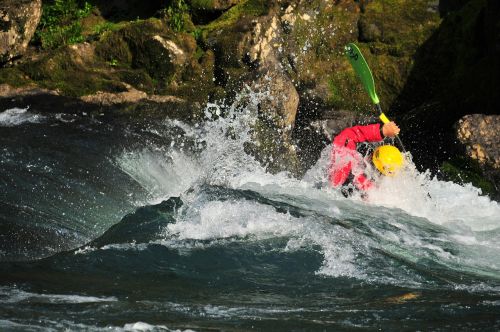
[0,286,117,304]
[122,322,193,332]
[0,319,190,332]
[0,107,46,126]
[366,159,500,232]
[162,199,365,278]
[113,87,500,284]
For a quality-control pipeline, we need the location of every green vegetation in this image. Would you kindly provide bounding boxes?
[327,68,371,112]
[441,157,496,197]
[20,47,124,96]
[164,0,190,32]
[202,0,268,32]
[189,0,215,10]
[0,68,33,87]
[34,0,94,49]
[92,22,120,35]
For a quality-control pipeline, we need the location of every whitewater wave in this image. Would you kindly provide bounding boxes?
[0,107,46,126]
[107,88,500,288]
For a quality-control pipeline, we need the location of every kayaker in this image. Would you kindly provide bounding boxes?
[329,121,403,195]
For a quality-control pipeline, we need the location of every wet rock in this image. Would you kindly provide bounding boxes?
[80,84,184,106]
[247,12,301,174]
[250,14,298,128]
[0,0,42,64]
[0,82,191,121]
[0,83,58,99]
[456,114,500,170]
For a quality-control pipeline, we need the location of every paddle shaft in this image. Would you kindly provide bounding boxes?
[345,43,406,152]
[375,103,406,153]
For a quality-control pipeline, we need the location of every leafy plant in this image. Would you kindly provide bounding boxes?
[191,27,203,42]
[92,22,118,35]
[34,0,93,49]
[108,59,119,67]
[164,0,190,32]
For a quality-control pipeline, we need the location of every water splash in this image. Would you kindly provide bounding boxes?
[0,107,46,126]
[86,87,500,286]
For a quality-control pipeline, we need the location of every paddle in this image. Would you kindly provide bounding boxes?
[345,43,406,152]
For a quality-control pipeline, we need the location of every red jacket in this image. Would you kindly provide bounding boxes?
[329,123,383,190]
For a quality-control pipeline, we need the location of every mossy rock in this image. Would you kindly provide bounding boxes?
[357,0,441,112]
[164,49,217,112]
[440,157,497,197]
[95,19,197,89]
[399,0,499,116]
[115,69,155,93]
[282,1,362,110]
[285,0,440,115]
[95,30,133,65]
[245,114,301,175]
[0,67,34,87]
[202,0,269,33]
[19,47,125,97]
[359,0,440,54]
[189,0,241,11]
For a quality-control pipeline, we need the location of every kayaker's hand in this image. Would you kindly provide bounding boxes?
[382,121,400,138]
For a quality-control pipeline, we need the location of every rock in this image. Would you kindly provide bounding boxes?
[248,12,301,174]
[96,20,196,85]
[0,83,58,98]
[249,13,299,127]
[189,0,241,11]
[456,114,500,170]
[0,82,191,121]
[358,20,381,42]
[0,0,42,64]
[80,84,184,106]
[439,0,472,16]
[397,0,500,123]
[90,0,165,21]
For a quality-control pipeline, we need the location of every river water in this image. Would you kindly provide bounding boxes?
[1,92,500,331]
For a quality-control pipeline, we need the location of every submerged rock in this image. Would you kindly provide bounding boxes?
[0,0,42,64]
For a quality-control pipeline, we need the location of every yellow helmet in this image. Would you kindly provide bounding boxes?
[372,145,404,176]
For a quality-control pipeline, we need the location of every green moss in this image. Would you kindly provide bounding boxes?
[116,69,155,93]
[361,0,440,54]
[327,65,371,112]
[189,0,215,10]
[202,0,268,32]
[92,21,120,35]
[348,0,441,113]
[441,158,496,197]
[0,68,33,87]
[20,48,124,97]
[95,30,133,65]
[283,1,362,111]
[95,19,196,90]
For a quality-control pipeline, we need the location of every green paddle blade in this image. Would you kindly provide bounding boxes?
[345,43,379,104]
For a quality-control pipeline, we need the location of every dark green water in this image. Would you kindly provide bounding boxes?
[1,106,500,331]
